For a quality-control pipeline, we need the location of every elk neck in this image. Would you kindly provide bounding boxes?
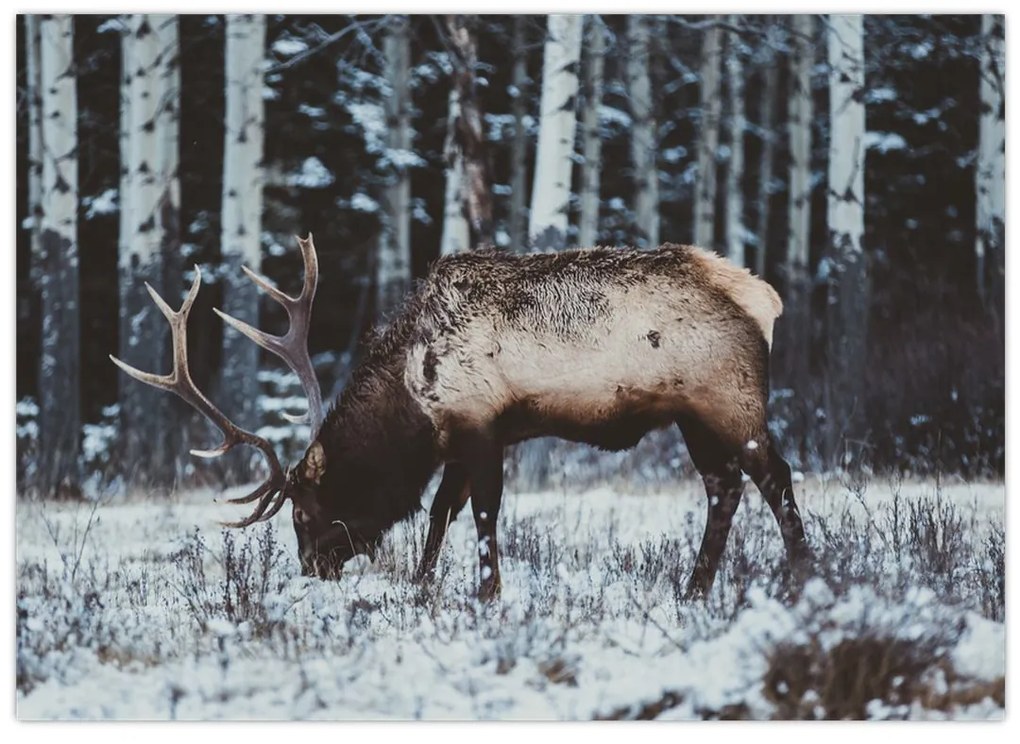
[315,325,440,531]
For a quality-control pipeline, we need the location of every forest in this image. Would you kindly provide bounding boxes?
[16,14,1005,497]
[14,13,1007,722]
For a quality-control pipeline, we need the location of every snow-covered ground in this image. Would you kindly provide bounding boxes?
[16,476,1005,720]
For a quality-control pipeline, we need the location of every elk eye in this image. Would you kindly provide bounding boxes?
[294,507,312,526]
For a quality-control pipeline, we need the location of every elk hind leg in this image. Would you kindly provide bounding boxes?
[741,435,812,583]
[678,416,746,600]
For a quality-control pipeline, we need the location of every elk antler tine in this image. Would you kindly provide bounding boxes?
[213,308,281,353]
[144,283,177,322]
[221,487,285,528]
[226,478,276,505]
[259,490,292,521]
[297,234,318,298]
[281,411,310,425]
[180,268,203,315]
[241,265,292,306]
[109,354,172,388]
[190,442,234,459]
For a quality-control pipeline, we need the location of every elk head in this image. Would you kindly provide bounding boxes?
[111,235,355,579]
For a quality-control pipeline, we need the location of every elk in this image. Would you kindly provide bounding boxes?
[112,235,811,601]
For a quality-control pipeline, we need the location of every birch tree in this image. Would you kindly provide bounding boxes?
[26,16,43,288]
[724,17,746,266]
[975,14,1005,310]
[782,14,815,396]
[754,18,780,277]
[627,15,659,248]
[693,18,722,249]
[578,15,605,248]
[508,16,530,252]
[440,14,493,255]
[377,14,413,311]
[37,14,80,496]
[117,14,181,487]
[220,14,266,444]
[529,14,582,251]
[787,14,814,290]
[440,87,470,256]
[825,14,868,465]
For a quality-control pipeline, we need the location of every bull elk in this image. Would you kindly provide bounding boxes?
[112,235,811,600]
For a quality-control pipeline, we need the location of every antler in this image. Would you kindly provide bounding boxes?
[110,271,290,528]
[214,234,324,434]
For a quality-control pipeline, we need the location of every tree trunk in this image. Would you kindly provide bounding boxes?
[787,14,814,286]
[439,87,470,256]
[37,14,81,497]
[976,14,1005,315]
[627,15,659,248]
[26,16,43,289]
[694,18,722,250]
[508,15,529,252]
[578,15,605,249]
[783,13,815,430]
[724,16,746,266]
[377,15,413,313]
[528,13,582,252]
[440,14,493,255]
[754,17,779,278]
[117,14,181,489]
[220,13,266,477]
[825,14,869,468]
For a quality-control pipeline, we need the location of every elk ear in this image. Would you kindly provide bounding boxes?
[300,441,326,484]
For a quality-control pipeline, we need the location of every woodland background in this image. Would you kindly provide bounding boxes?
[15,14,1005,498]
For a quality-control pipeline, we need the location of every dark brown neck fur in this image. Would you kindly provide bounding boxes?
[315,308,439,534]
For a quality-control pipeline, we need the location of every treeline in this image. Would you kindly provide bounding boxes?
[15,14,1005,497]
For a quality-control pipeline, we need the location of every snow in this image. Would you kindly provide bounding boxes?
[272,37,309,57]
[345,101,387,155]
[16,478,1004,720]
[348,192,379,213]
[83,189,118,220]
[865,131,909,154]
[287,157,334,189]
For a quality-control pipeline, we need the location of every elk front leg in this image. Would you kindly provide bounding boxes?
[462,433,504,602]
[416,462,470,582]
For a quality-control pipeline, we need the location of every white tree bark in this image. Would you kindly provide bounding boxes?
[578,15,605,248]
[694,18,722,249]
[827,14,865,263]
[220,14,266,438]
[440,87,470,256]
[754,18,780,278]
[508,16,530,251]
[377,15,413,311]
[529,13,582,251]
[38,14,80,495]
[787,13,814,278]
[976,13,1005,305]
[26,15,43,284]
[439,14,492,256]
[724,17,746,266]
[825,13,868,466]
[627,15,659,249]
[117,14,181,486]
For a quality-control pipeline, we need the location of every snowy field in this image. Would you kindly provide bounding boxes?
[16,475,1005,720]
